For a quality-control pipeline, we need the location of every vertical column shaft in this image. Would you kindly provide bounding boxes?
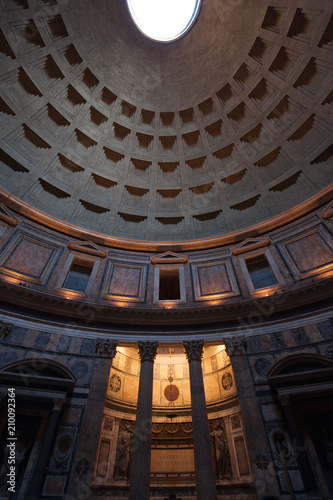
[67,339,118,499]
[224,336,281,497]
[184,340,217,500]
[129,341,158,500]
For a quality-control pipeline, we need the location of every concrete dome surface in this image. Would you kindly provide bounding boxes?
[0,0,332,243]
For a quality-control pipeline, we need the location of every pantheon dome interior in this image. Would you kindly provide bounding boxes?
[0,0,332,499]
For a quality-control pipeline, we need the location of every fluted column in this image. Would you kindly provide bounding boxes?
[184,340,217,500]
[67,339,118,500]
[27,398,65,499]
[129,341,158,500]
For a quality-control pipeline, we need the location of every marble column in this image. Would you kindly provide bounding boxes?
[129,341,158,500]
[224,336,281,497]
[183,340,217,500]
[67,339,118,500]
[27,398,65,499]
[278,395,317,492]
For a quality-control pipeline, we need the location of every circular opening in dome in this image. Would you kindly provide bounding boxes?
[126,0,201,42]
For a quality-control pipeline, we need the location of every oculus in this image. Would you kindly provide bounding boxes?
[126,0,201,42]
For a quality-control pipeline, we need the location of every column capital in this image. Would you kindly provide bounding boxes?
[138,341,158,362]
[95,339,118,358]
[0,321,13,341]
[53,398,65,412]
[278,394,291,407]
[224,336,247,356]
[183,340,204,362]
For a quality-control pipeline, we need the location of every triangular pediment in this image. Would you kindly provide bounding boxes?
[321,200,333,220]
[0,203,19,227]
[68,240,107,258]
[232,238,270,256]
[151,251,187,265]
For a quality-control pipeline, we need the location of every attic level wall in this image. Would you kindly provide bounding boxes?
[0,201,332,318]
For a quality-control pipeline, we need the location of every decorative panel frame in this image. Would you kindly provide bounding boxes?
[191,259,239,301]
[276,225,333,279]
[101,261,147,302]
[0,232,61,285]
[54,251,101,299]
[238,248,285,295]
[153,264,186,305]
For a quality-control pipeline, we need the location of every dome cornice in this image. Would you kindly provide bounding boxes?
[1,186,332,252]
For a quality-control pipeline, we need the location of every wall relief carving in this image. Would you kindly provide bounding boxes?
[209,418,232,480]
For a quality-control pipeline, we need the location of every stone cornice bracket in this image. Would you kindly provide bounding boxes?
[0,321,13,341]
[95,339,118,358]
[138,341,159,362]
[224,336,247,356]
[183,340,204,362]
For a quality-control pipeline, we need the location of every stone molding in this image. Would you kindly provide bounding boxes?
[1,186,332,252]
[96,339,118,358]
[138,341,158,362]
[0,277,332,331]
[183,340,204,362]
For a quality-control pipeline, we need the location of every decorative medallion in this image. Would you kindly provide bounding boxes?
[164,384,180,402]
[254,358,272,376]
[53,434,73,465]
[222,372,233,391]
[76,458,90,477]
[110,374,121,393]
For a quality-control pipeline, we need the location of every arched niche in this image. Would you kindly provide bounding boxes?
[267,353,333,396]
[0,358,76,395]
[268,354,333,496]
[0,359,76,498]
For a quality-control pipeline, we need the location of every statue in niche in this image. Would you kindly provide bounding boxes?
[114,424,134,481]
[210,421,231,480]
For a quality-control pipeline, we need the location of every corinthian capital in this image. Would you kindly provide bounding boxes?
[224,336,247,356]
[0,321,13,341]
[96,339,118,358]
[138,341,158,362]
[53,398,65,412]
[278,394,291,407]
[183,340,204,362]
